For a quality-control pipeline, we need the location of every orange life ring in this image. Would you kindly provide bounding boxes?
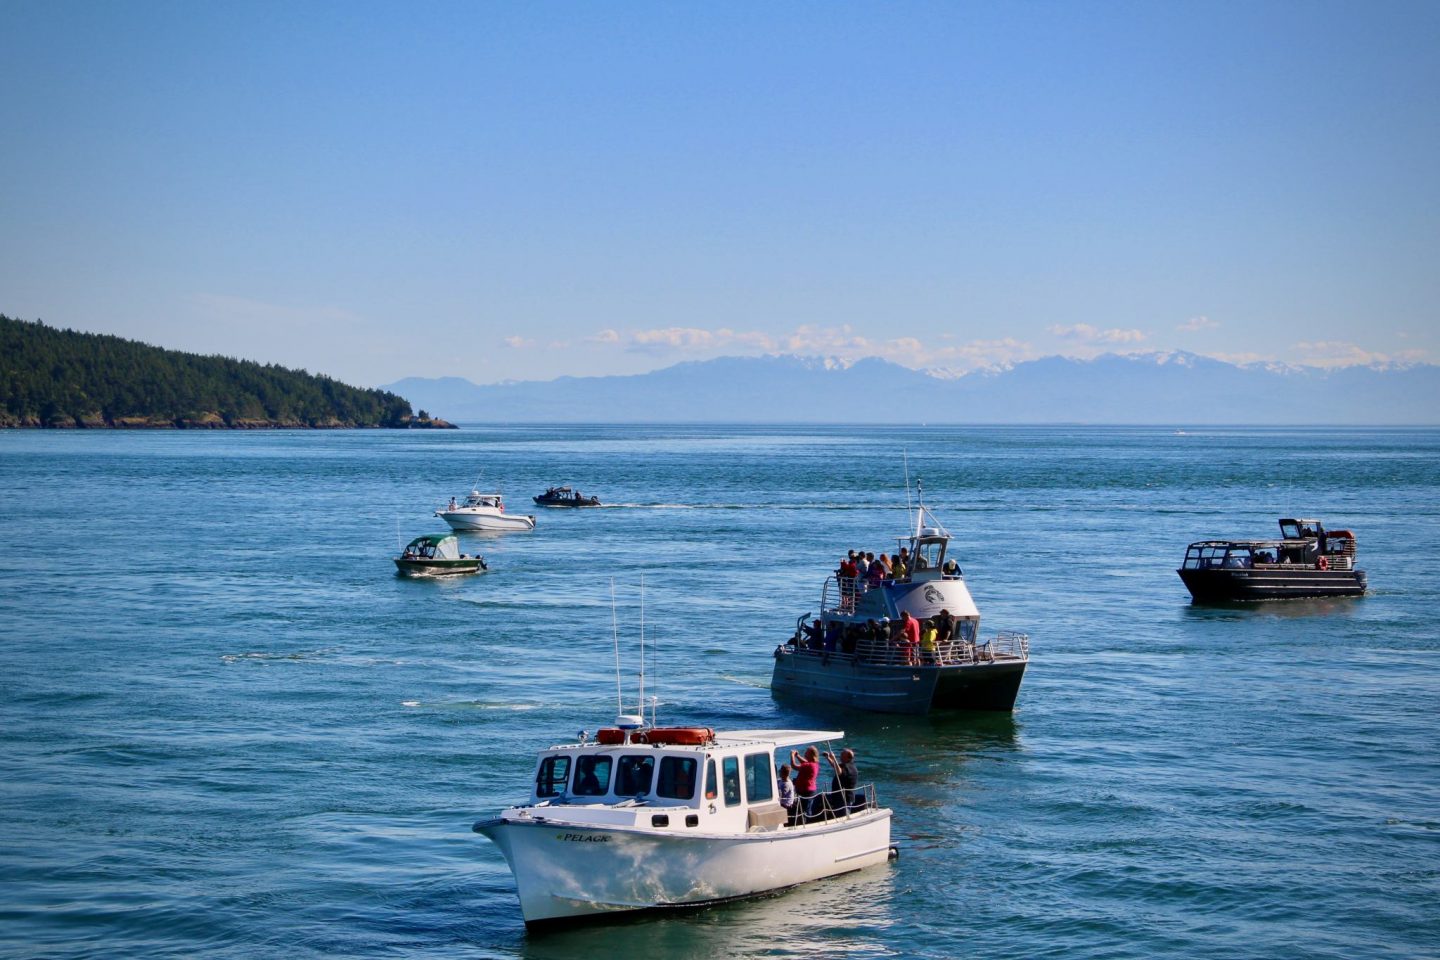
[595,728,625,745]
[1317,556,1329,571]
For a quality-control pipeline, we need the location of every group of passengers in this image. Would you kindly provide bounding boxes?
[794,608,963,666]
[776,745,862,825]
[836,547,911,589]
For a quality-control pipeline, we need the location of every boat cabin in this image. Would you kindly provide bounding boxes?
[1181,519,1359,572]
[899,526,954,581]
[522,726,862,833]
[458,491,503,509]
[1279,518,1324,540]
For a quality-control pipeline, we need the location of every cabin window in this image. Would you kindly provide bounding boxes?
[744,753,773,803]
[957,619,977,644]
[572,755,612,796]
[722,757,741,807]
[616,755,655,796]
[1223,549,1252,568]
[704,758,718,800]
[535,756,570,798]
[913,540,943,571]
[656,757,698,799]
[1185,545,1228,569]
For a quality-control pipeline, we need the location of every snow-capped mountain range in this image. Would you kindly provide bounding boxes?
[383,352,1440,424]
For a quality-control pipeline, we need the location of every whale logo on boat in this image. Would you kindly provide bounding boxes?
[923,585,944,605]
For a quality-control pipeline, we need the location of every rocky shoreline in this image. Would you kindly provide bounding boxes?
[0,413,458,429]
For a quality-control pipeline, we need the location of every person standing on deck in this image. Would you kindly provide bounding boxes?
[900,611,921,666]
[790,746,821,819]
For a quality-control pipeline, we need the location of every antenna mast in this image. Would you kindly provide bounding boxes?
[637,574,646,723]
[649,625,659,727]
[903,448,915,533]
[610,579,623,717]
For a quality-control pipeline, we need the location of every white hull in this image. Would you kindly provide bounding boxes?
[437,510,535,531]
[477,810,892,924]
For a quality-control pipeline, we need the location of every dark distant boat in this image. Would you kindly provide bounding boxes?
[1177,518,1367,601]
[771,495,1029,715]
[533,485,601,508]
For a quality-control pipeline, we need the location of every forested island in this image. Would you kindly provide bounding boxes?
[1,314,453,429]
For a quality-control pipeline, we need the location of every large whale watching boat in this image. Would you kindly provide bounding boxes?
[771,495,1030,715]
[1177,518,1367,601]
[473,715,894,926]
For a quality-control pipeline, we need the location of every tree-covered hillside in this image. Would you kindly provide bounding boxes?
[1,315,441,428]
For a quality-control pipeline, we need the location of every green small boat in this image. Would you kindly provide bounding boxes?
[395,533,487,577]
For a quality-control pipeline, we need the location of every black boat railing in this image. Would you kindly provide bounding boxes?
[788,631,1028,667]
[784,782,880,827]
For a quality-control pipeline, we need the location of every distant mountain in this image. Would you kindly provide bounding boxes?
[385,351,1440,424]
[1,314,451,429]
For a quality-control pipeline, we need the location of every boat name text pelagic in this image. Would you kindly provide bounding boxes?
[557,833,612,843]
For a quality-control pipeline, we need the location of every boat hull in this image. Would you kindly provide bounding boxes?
[1177,567,1368,602]
[393,558,483,576]
[770,648,1026,715]
[533,498,601,508]
[475,810,892,925]
[437,511,535,531]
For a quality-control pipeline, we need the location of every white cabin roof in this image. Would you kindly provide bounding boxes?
[715,729,845,750]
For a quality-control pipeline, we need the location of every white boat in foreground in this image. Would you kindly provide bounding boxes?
[435,490,536,532]
[474,718,894,926]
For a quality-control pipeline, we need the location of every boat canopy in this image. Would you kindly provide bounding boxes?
[404,534,461,559]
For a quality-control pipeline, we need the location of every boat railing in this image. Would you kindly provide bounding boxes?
[1251,557,1354,571]
[791,631,1029,666]
[788,782,880,826]
[822,575,871,615]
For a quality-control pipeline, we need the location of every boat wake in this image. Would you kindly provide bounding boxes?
[220,647,341,664]
[401,699,542,711]
[720,674,772,690]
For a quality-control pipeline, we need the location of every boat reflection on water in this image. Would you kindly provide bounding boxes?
[520,862,899,956]
[1180,596,1366,621]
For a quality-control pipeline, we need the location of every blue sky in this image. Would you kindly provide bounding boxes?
[2,1,1436,387]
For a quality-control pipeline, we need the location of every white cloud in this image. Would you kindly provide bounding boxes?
[1047,323,1147,344]
[1177,315,1219,332]
[589,323,1037,374]
[1293,340,1428,368]
[502,335,535,349]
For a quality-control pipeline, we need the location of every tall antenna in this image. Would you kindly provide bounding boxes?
[637,574,646,723]
[395,517,402,551]
[648,625,659,727]
[610,578,623,717]
[903,448,915,533]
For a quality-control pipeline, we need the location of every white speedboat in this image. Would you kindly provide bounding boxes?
[435,490,536,532]
[474,717,894,926]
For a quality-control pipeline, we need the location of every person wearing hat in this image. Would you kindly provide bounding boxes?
[824,747,860,813]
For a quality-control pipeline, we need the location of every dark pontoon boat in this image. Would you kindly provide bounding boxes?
[1177,518,1367,601]
[533,485,601,508]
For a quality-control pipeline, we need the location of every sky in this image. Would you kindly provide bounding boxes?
[2,1,1437,388]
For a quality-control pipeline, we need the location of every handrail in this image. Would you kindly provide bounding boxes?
[786,631,1028,667]
[786,782,880,826]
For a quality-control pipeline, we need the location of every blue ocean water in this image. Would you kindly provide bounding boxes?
[1,425,1437,960]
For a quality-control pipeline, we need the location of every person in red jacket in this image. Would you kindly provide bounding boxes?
[790,745,821,819]
[900,610,921,666]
